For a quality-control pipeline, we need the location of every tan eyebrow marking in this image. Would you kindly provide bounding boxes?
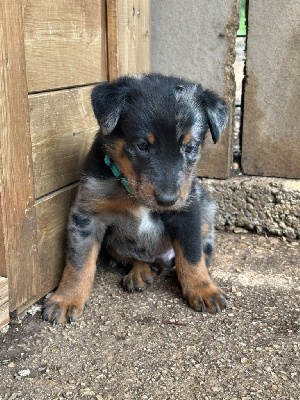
[183,132,192,145]
[147,132,155,144]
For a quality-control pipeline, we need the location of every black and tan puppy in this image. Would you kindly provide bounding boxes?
[43,73,228,324]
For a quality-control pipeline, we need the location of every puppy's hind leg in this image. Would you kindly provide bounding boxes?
[123,260,159,293]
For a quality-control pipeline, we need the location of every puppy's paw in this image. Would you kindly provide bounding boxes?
[183,283,228,314]
[43,293,86,325]
[123,262,157,292]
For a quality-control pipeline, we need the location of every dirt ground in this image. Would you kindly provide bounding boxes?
[0,231,299,400]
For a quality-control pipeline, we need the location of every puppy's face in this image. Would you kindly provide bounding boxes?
[92,74,228,211]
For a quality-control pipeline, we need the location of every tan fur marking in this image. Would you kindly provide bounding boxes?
[139,174,155,197]
[88,197,135,214]
[43,243,100,323]
[123,261,157,292]
[183,132,192,145]
[112,139,137,188]
[178,170,193,203]
[174,240,226,313]
[201,223,211,239]
[147,132,155,144]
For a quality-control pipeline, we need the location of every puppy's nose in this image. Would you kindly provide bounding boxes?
[155,192,179,207]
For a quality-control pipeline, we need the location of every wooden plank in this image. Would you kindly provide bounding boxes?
[30,87,98,198]
[242,1,300,178]
[0,198,6,278]
[107,0,151,80]
[0,277,9,328]
[22,0,107,92]
[0,0,39,311]
[35,185,77,297]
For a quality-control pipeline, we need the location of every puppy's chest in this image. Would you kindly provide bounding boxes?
[104,206,169,258]
[113,207,164,239]
[133,207,160,235]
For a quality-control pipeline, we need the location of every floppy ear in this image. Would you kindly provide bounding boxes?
[200,89,228,144]
[91,82,126,135]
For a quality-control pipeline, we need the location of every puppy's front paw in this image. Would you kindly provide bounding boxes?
[43,293,86,324]
[183,283,228,314]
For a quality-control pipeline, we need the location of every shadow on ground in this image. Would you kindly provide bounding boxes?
[0,232,299,400]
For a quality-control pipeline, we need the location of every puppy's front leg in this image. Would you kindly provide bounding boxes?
[173,240,227,313]
[43,206,105,324]
[163,203,227,314]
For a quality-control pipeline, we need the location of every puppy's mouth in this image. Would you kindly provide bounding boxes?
[126,172,194,211]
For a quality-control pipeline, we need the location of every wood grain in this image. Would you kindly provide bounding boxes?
[22,0,107,92]
[107,0,151,80]
[0,196,6,277]
[30,86,98,198]
[0,277,9,328]
[36,185,78,297]
[0,0,39,311]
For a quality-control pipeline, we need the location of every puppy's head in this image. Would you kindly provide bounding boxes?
[92,74,228,210]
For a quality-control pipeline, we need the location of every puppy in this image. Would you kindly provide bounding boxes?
[43,73,228,324]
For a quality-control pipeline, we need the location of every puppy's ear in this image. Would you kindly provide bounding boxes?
[91,82,126,135]
[198,89,228,144]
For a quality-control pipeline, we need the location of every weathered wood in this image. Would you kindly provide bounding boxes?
[30,87,98,198]
[22,0,107,92]
[107,0,151,80]
[0,0,39,311]
[242,1,300,178]
[0,200,6,278]
[35,185,78,297]
[0,277,9,328]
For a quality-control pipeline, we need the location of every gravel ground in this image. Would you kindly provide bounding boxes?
[0,232,299,400]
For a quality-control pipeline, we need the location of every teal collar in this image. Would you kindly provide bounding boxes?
[104,155,133,194]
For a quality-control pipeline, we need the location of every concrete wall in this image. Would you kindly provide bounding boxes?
[201,177,300,239]
[151,0,241,179]
[151,1,300,239]
[242,0,300,179]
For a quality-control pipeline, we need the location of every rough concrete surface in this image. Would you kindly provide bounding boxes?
[242,0,300,178]
[202,177,300,239]
[151,0,240,178]
[1,232,299,400]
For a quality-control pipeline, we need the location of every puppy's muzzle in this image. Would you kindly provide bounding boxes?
[155,190,179,207]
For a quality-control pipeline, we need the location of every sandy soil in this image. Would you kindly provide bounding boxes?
[1,231,299,400]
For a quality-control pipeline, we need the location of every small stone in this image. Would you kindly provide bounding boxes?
[17,369,30,377]
[27,304,42,315]
[79,389,95,397]
[233,227,247,234]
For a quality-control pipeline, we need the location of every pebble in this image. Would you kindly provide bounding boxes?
[17,369,30,377]
[79,389,95,397]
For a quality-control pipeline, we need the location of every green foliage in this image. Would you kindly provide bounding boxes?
[237,0,246,36]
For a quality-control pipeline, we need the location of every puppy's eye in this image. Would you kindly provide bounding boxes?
[185,144,195,154]
[136,141,149,152]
